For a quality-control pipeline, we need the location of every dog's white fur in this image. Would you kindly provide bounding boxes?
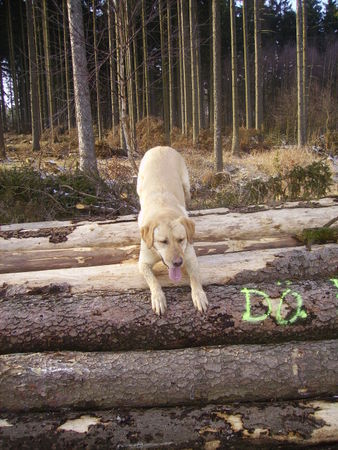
[137,146,208,315]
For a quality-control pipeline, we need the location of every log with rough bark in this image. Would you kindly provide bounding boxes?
[0,244,336,294]
[0,280,337,353]
[0,199,337,252]
[0,400,337,449]
[0,340,337,412]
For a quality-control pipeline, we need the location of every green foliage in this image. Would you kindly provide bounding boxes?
[0,166,131,224]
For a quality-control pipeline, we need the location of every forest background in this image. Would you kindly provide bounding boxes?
[0,0,337,224]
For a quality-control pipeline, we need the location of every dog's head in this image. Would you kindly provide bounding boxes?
[141,216,195,282]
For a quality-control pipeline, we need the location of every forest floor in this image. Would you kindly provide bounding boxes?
[0,118,337,224]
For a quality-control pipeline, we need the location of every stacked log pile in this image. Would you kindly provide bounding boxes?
[0,198,337,449]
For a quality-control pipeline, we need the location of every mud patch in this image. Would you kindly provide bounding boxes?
[0,226,76,243]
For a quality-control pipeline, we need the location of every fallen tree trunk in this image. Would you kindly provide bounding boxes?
[1,201,336,252]
[0,280,336,353]
[0,236,300,274]
[1,244,336,294]
[0,400,337,449]
[0,340,337,412]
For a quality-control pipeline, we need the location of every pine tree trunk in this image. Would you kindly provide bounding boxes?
[115,1,137,172]
[177,0,185,133]
[67,0,98,175]
[0,102,6,159]
[63,0,72,133]
[0,64,7,131]
[159,0,170,144]
[7,0,21,133]
[108,1,118,131]
[19,1,30,132]
[33,3,44,133]
[167,0,174,131]
[114,9,125,150]
[180,0,188,135]
[124,1,137,152]
[243,0,252,129]
[141,0,150,120]
[92,0,102,142]
[254,0,263,131]
[296,0,305,147]
[230,0,240,155]
[26,0,41,151]
[302,0,307,144]
[212,0,222,171]
[132,22,140,124]
[209,0,214,130]
[189,0,199,145]
[42,0,54,141]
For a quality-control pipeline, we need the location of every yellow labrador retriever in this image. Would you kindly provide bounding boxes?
[137,146,208,315]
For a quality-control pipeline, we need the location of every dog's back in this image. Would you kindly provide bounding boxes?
[137,146,189,210]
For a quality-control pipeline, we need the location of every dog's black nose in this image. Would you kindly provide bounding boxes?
[173,257,183,267]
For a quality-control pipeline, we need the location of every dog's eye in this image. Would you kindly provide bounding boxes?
[160,239,168,245]
[178,238,184,243]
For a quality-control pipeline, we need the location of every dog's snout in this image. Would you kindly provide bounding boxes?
[173,257,183,267]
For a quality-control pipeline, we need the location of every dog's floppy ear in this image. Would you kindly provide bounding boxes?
[180,217,195,244]
[140,221,157,249]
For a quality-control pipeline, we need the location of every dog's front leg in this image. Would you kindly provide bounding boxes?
[184,245,208,313]
[139,261,167,315]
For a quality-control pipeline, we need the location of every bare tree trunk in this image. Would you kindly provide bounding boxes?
[0,102,6,159]
[189,0,199,145]
[26,0,41,151]
[7,0,21,133]
[212,0,222,171]
[132,21,140,124]
[0,63,7,131]
[114,8,125,150]
[63,0,72,133]
[33,3,44,133]
[115,1,137,173]
[302,0,307,144]
[180,0,188,135]
[19,1,30,132]
[230,0,240,155]
[209,1,213,130]
[141,0,150,120]
[296,0,305,147]
[67,0,98,175]
[159,0,170,144]
[177,0,185,133]
[124,0,137,152]
[167,0,174,132]
[92,0,102,142]
[108,0,118,132]
[243,0,252,129]
[42,0,54,141]
[254,0,263,131]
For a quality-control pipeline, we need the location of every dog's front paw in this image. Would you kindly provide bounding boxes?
[151,290,167,316]
[192,289,208,313]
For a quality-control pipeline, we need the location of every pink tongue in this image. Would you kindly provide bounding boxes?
[169,267,182,282]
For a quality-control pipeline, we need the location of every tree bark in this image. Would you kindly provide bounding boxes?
[0,243,336,295]
[212,0,222,171]
[63,0,72,133]
[26,0,41,151]
[92,0,102,142]
[141,0,150,120]
[254,0,263,131]
[0,201,336,251]
[167,0,174,132]
[0,280,336,354]
[42,0,54,142]
[0,340,337,412]
[0,400,336,449]
[159,0,170,144]
[189,0,198,145]
[230,0,240,155]
[107,0,118,132]
[302,0,307,144]
[243,0,252,129]
[0,102,6,159]
[296,0,305,147]
[0,64,7,131]
[7,0,21,133]
[67,0,98,175]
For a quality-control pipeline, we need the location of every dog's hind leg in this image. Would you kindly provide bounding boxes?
[180,161,191,204]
